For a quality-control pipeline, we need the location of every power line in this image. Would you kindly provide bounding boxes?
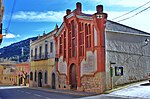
[6,0,16,33]
[112,0,150,20]
[117,6,150,22]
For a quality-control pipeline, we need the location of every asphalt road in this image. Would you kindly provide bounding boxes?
[0,87,85,99]
[0,86,141,99]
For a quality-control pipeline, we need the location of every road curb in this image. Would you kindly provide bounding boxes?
[26,87,96,96]
[104,80,149,94]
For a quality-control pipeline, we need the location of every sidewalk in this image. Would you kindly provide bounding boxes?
[79,80,150,99]
[105,80,149,93]
[108,80,150,99]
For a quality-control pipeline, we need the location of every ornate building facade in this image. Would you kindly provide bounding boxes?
[55,2,107,93]
[54,2,150,93]
[30,27,58,88]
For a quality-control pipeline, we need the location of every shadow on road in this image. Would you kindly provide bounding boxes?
[140,82,150,86]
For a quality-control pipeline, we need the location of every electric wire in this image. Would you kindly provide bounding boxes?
[117,6,150,22]
[6,0,16,33]
[112,0,150,20]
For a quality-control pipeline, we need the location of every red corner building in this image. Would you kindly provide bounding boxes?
[55,2,107,93]
[16,62,30,86]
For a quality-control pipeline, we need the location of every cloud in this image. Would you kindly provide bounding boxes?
[82,9,150,33]
[106,10,150,33]
[4,33,21,39]
[12,9,150,33]
[0,41,14,48]
[83,10,96,14]
[12,11,65,22]
[16,34,21,37]
[86,0,150,7]
[102,0,150,7]
[12,10,97,22]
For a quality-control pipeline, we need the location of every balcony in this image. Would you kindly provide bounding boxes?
[31,53,49,61]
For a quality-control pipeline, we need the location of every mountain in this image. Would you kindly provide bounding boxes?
[0,37,37,62]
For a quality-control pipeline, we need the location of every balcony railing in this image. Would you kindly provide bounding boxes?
[31,53,49,61]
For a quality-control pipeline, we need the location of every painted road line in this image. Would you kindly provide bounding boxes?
[20,91,24,93]
[45,97,51,99]
[25,92,31,94]
[34,94,42,97]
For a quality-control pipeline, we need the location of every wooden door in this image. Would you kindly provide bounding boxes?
[38,72,42,87]
[70,64,77,89]
[52,73,55,89]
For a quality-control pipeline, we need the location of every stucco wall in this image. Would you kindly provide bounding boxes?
[0,65,3,84]
[80,51,97,77]
[30,58,55,87]
[58,56,67,75]
[30,33,56,60]
[80,50,106,93]
[56,73,67,89]
[105,31,150,89]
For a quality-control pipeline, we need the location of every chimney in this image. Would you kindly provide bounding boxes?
[66,9,71,15]
[96,5,103,13]
[76,2,82,12]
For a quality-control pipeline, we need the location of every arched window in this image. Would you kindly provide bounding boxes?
[34,71,36,81]
[45,71,47,84]
[30,72,33,80]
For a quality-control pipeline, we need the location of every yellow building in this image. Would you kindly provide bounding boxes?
[0,65,3,84]
[0,62,16,85]
[30,26,58,88]
[2,66,16,85]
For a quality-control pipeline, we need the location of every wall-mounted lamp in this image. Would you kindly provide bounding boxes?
[145,39,149,45]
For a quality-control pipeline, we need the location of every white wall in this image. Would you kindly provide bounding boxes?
[105,31,150,89]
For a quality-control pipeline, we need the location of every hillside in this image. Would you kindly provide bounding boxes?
[0,37,37,62]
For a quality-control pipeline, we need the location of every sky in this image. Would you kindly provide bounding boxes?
[1,0,150,48]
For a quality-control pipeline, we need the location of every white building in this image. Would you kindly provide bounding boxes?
[105,20,150,89]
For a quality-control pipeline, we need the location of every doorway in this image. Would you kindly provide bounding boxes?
[70,64,77,89]
[38,72,42,87]
[19,77,23,85]
[52,73,55,89]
